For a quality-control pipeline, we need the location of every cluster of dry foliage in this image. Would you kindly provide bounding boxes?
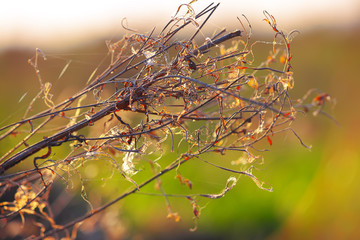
[0,2,332,239]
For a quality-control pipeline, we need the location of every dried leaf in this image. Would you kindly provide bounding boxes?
[247,76,258,89]
[267,135,273,146]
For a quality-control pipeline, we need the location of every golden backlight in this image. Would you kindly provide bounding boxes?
[0,0,358,50]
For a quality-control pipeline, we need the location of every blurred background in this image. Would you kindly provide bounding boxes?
[1,0,359,239]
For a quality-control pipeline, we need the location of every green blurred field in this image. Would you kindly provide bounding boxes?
[1,27,359,239]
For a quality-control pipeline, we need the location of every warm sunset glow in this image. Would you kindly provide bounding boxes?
[0,0,359,49]
[1,0,358,50]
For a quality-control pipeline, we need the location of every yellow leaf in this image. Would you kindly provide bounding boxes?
[263,18,271,25]
[247,76,258,90]
[280,54,286,64]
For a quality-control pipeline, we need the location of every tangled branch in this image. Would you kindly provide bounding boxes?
[0,3,333,239]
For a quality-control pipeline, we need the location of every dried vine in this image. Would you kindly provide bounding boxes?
[0,3,332,239]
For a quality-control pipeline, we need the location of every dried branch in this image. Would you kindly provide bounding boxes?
[0,3,330,239]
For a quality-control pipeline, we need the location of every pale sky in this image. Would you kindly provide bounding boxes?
[0,0,359,50]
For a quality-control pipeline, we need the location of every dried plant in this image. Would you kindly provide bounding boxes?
[0,3,333,239]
